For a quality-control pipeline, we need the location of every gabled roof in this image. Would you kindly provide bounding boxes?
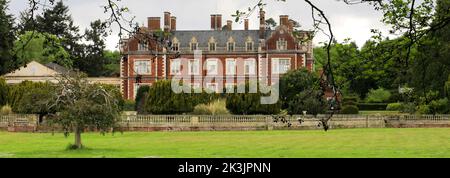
[3,61,71,77]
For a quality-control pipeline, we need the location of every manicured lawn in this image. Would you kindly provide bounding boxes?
[0,128,449,158]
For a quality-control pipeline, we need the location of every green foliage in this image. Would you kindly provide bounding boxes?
[103,50,121,77]
[144,80,193,114]
[357,103,388,111]
[341,105,359,114]
[123,100,135,111]
[15,83,55,120]
[365,88,392,103]
[0,105,12,115]
[7,81,51,112]
[279,68,320,108]
[386,103,402,111]
[135,85,150,113]
[0,77,8,106]
[14,31,71,67]
[192,99,230,115]
[341,96,359,114]
[226,82,281,115]
[287,89,327,116]
[49,73,122,149]
[0,0,17,75]
[418,98,450,114]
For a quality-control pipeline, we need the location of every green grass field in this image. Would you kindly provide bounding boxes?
[0,128,449,158]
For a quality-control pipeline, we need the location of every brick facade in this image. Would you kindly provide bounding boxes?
[120,10,314,99]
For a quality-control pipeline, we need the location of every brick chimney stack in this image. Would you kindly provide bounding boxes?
[211,14,223,30]
[244,19,249,30]
[171,16,177,31]
[148,17,161,31]
[164,12,171,32]
[226,20,232,31]
[259,9,266,39]
[280,15,289,27]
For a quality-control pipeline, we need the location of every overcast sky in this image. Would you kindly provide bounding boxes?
[8,0,391,51]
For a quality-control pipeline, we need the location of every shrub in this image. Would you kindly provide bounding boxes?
[400,102,416,114]
[357,103,388,110]
[144,80,193,114]
[123,100,135,111]
[0,77,8,106]
[0,105,13,115]
[365,88,391,103]
[279,68,321,109]
[428,98,449,114]
[386,103,402,111]
[226,82,281,115]
[287,89,327,116]
[192,99,230,115]
[135,85,150,113]
[341,105,359,114]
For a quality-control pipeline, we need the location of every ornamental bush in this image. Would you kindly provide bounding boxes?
[386,103,402,111]
[365,88,392,103]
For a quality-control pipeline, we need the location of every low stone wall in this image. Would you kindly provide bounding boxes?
[1,114,450,132]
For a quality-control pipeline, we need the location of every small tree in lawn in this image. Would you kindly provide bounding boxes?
[49,72,122,149]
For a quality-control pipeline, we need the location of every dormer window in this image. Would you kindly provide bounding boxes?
[246,42,253,51]
[190,37,198,51]
[138,40,148,51]
[227,42,235,51]
[172,43,179,51]
[277,38,287,50]
[190,43,198,51]
[171,37,179,51]
[227,36,235,52]
[209,43,216,51]
[245,36,254,51]
[208,37,217,51]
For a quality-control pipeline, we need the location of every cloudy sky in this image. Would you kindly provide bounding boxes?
[8,0,391,51]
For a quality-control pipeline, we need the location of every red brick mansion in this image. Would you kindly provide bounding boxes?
[120,10,314,99]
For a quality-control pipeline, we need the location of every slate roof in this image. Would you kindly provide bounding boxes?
[44,62,71,74]
[171,30,274,48]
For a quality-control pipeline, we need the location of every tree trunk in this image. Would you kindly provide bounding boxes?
[74,128,82,149]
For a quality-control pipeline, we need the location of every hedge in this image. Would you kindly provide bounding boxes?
[357,103,388,111]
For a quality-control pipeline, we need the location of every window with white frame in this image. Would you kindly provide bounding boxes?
[134,60,151,75]
[227,42,235,51]
[226,59,236,75]
[138,41,148,51]
[246,42,253,51]
[172,43,179,51]
[244,59,256,75]
[170,59,181,75]
[225,83,235,92]
[276,38,287,50]
[272,58,291,74]
[188,59,200,75]
[206,83,218,93]
[190,43,198,51]
[209,43,216,51]
[206,59,218,75]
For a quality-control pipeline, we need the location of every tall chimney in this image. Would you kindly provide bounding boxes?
[280,15,289,27]
[259,9,265,39]
[216,14,222,30]
[211,14,223,30]
[164,12,171,32]
[171,16,177,31]
[226,20,232,31]
[148,17,161,31]
[244,19,249,30]
[211,15,216,30]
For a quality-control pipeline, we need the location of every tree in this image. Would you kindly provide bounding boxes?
[0,77,8,106]
[48,73,122,149]
[103,50,121,77]
[279,68,320,108]
[226,82,281,115]
[287,89,327,116]
[16,82,55,123]
[265,18,277,30]
[135,85,150,114]
[0,0,17,75]
[76,20,109,76]
[14,31,71,67]
[144,80,193,114]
